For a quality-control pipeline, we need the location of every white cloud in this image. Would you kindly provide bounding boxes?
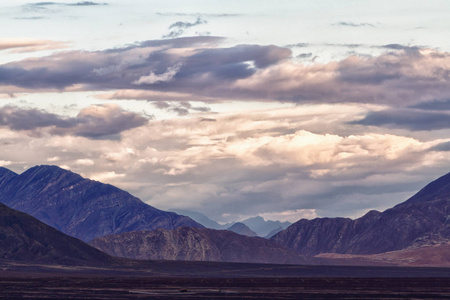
[132,63,183,85]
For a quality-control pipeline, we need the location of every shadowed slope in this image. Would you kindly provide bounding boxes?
[0,203,113,266]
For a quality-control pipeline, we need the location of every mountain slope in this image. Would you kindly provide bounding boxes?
[90,227,309,264]
[226,222,257,237]
[0,165,202,242]
[0,203,113,266]
[316,243,450,267]
[271,172,450,256]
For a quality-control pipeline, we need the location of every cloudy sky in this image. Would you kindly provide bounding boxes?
[0,0,449,223]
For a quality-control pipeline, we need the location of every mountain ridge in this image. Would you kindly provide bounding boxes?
[0,165,203,242]
[271,172,450,256]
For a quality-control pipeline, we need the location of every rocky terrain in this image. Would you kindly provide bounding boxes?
[0,202,113,266]
[90,227,308,264]
[271,172,450,256]
[316,243,450,267]
[0,165,202,242]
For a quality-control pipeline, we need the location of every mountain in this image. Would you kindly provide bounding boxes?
[169,209,291,237]
[265,227,285,238]
[0,165,202,242]
[0,202,113,266]
[90,227,308,264]
[241,216,291,237]
[169,209,229,230]
[226,222,257,237]
[271,172,450,256]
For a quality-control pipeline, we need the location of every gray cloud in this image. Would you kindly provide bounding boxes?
[67,1,107,6]
[351,108,450,131]
[430,141,450,152]
[411,99,450,111]
[1,37,449,108]
[157,12,241,17]
[0,104,148,139]
[163,17,207,38]
[334,22,375,27]
[168,17,206,29]
[296,53,313,59]
[286,43,310,48]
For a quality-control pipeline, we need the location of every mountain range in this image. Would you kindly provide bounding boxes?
[170,209,291,237]
[0,164,449,268]
[271,172,450,256]
[0,165,202,242]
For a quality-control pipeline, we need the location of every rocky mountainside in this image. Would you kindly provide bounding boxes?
[226,222,257,237]
[0,165,202,242]
[90,227,308,264]
[271,172,450,256]
[0,202,113,266]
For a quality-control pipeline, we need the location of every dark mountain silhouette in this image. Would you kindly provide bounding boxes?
[0,165,202,242]
[90,227,309,264]
[0,202,113,266]
[226,222,257,237]
[271,172,450,256]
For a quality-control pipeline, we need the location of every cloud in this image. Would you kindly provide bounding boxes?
[132,63,182,85]
[157,12,241,17]
[351,108,450,131]
[0,37,448,108]
[67,1,107,6]
[168,17,206,29]
[333,22,375,27]
[430,141,450,152]
[1,103,449,221]
[411,99,450,111]
[0,39,69,53]
[0,104,148,139]
[163,17,207,38]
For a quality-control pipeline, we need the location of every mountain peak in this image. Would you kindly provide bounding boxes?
[403,171,450,204]
[0,165,202,242]
[0,166,18,186]
[227,222,257,237]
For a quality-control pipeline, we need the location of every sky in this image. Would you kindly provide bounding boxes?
[0,0,449,223]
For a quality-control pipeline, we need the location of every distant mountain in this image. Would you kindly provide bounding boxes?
[169,209,292,237]
[240,216,291,237]
[226,222,257,237]
[265,227,285,238]
[0,202,113,266]
[271,172,450,256]
[90,227,309,264]
[0,165,202,242]
[169,209,229,230]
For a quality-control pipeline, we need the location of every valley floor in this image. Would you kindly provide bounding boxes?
[1,276,450,299]
[1,261,450,299]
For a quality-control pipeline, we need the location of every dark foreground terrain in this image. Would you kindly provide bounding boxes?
[1,261,450,299]
[2,276,450,299]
